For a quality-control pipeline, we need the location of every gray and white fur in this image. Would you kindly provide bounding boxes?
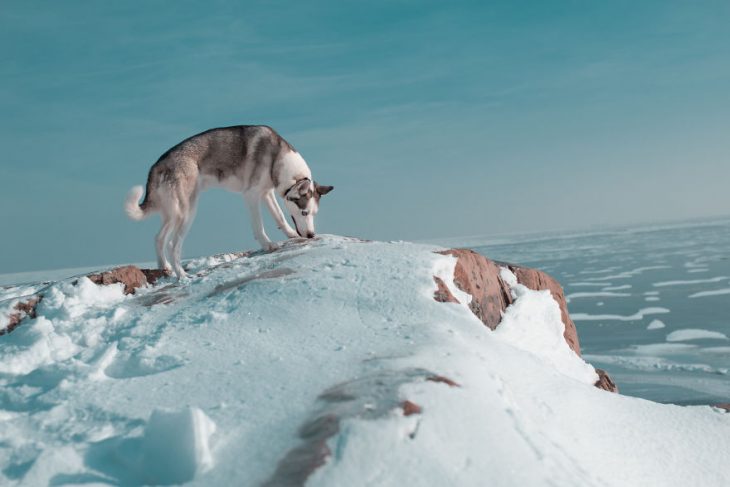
[124,125,333,278]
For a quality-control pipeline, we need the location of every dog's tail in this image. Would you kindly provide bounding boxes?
[125,185,151,221]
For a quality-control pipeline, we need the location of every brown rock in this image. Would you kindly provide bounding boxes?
[264,414,336,487]
[140,268,169,286]
[438,249,511,329]
[713,403,730,412]
[433,276,459,303]
[400,400,422,416]
[426,375,460,387]
[1,295,42,336]
[594,369,619,393]
[86,265,167,295]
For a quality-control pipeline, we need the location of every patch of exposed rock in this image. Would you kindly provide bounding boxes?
[86,266,169,295]
[435,248,617,393]
[1,295,42,336]
[435,249,512,331]
[264,368,441,486]
[433,276,459,303]
[595,369,618,393]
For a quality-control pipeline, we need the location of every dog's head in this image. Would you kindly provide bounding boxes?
[283,178,334,238]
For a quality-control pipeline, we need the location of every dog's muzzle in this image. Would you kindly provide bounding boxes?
[291,216,315,239]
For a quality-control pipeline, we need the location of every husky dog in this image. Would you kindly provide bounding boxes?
[124,125,333,278]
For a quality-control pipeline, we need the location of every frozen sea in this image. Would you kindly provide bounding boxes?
[460,218,730,406]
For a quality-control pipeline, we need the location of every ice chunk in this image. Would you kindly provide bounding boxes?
[647,319,666,330]
[565,291,630,300]
[688,288,730,298]
[139,407,217,484]
[666,329,729,342]
[572,307,670,322]
[653,276,728,287]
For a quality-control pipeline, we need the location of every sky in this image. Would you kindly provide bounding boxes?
[1,0,729,273]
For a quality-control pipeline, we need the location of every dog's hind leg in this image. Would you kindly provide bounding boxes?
[264,190,298,239]
[167,168,199,279]
[244,193,276,252]
[169,189,199,279]
[168,216,187,279]
[155,215,174,273]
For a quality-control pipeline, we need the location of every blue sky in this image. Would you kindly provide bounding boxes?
[2,0,729,272]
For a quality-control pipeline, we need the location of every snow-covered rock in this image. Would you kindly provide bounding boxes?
[436,249,582,357]
[1,236,728,486]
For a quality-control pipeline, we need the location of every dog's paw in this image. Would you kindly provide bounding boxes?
[262,241,279,253]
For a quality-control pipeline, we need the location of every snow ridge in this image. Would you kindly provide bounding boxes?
[1,236,729,486]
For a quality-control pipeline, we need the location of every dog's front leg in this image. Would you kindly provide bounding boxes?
[264,190,298,239]
[244,194,276,252]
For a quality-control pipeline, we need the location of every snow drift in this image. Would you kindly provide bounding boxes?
[1,236,729,486]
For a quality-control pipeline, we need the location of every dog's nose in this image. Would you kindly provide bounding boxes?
[306,232,315,239]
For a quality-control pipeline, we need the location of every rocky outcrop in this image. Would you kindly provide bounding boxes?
[595,369,618,393]
[400,400,422,416]
[86,266,169,295]
[1,295,42,336]
[437,249,511,331]
[436,248,617,393]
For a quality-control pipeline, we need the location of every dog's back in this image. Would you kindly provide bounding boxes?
[140,126,294,207]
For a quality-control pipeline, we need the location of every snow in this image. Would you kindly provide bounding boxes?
[571,307,670,322]
[579,267,618,275]
[565,291,630,302]
[495,268,597,384]
[689,288,730,298]
[602,284,632,291]
[579,266,670,281]
[705,346,730,354]
[1,236,730,486]
[647,320,666,330]
[666,329,729,342]
[583,353,727,375]
[652,276,728,287]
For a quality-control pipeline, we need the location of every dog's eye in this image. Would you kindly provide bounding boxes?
[301,210,309,216]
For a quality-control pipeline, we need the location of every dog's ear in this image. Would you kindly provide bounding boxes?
[297,179,312,195]
[316,183,334,196]
[287,179,312,200]
[292,179,312,196]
